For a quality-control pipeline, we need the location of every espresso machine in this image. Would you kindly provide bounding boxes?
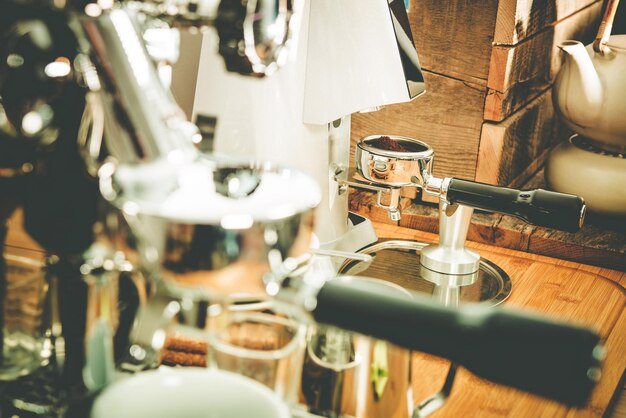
[0,1,608,418]
[186,1,592,417]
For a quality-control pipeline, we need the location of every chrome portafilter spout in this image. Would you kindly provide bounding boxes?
[352,135,587,278]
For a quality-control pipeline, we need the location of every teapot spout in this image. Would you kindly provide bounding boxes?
[554,40,604,128]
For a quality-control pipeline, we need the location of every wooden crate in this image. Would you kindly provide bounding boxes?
[351,0,602,187]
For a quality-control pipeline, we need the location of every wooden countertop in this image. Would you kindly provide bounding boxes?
[372,223,625,418]
[4,213,625,417]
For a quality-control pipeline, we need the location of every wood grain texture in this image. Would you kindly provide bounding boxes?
[354,0,602,186]
[485,1,603,122]
[350,70,485,181]
[372,223,626,418]
[477,89,571,186]
[493,0,601,45]
[408,0,497,84]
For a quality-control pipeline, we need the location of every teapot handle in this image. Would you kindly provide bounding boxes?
[593,0,621,55]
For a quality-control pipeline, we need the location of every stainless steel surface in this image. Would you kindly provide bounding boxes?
[300,277,415,418]
[213,0,294,76]
[101,164,318,297]
[77,90,105,177]
[352,134,504,280]
[352,135,434,220]
[126,0,221,26]
[76,241,149,391]
[420,203,481,275]
[339,240,512,307]
[81,9,199,165]
[355,135,434,187]
[102,161,320,364]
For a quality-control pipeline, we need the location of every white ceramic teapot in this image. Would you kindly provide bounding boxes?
[553,35,626,151]
[552,0,626,152]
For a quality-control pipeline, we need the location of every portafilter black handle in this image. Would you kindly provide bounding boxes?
[312,279,603,407]
[445,178,586,233]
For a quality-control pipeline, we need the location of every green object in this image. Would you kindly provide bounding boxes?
[371,340,389,400]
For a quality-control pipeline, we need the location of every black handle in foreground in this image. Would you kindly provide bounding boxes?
[446,178,586,232]
[313,279,603,407]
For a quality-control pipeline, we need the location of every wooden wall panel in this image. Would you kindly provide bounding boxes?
[477,89,571,187]
[408,0,497,84]
[485,2,603,121]
[493,0,600,45]
[350,70,485,181]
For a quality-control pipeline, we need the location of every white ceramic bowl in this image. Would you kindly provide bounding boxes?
[545,135,626,216]
[91,368,291,418]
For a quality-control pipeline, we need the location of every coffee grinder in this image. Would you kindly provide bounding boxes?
[191,0,425,257]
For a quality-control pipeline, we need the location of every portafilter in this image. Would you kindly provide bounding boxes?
[354,135,586,276]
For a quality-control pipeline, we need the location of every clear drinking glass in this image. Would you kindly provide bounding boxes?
[207,299,307,404]
[0,251,51,380]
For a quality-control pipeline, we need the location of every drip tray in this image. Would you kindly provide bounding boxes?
[339,240,511,306]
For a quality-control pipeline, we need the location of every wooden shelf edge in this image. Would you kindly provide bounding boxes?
[350,189,626,273]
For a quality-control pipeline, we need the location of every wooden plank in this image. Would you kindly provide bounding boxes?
[485,2,602,122]
[493,0,601,45]
[476,89,570,187]
[350,70,485,181]
[528,226,626,272]
[407,0,599,84]
[407,0,497,85]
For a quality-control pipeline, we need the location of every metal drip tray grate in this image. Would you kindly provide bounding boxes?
[339,240,512,306]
